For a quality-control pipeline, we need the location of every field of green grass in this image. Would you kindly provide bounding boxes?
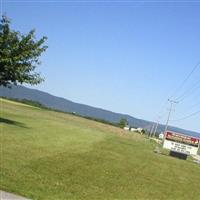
[1,98,200,200]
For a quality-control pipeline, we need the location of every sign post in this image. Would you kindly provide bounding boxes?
[163,131,200,159]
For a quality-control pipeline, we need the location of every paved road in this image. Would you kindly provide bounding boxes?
[0,191,30,200]
[192,154,200,160]
[191,154,200,164]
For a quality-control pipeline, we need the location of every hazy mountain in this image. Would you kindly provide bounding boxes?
[0,85,199,138]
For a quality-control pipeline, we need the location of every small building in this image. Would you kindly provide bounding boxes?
[159,133,164,140]
[124,126,130,131]
[130,127,144,134]
[130,128,137,132]
[137,128,143,133]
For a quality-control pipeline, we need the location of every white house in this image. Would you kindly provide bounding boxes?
[124,126,130,131]
[130,128,137,132]
[130,127,144,134]
[137,128,143,133]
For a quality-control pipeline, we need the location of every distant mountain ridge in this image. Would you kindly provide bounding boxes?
[0,85,199,138]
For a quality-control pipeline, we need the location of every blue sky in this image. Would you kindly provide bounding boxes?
[1,0,200,133]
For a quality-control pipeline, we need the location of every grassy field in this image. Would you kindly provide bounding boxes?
[1,98,200,200]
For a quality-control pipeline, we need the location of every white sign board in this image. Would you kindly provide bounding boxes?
[163,131,200,155]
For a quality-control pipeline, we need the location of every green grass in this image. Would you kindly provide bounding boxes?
[1,98,200,200]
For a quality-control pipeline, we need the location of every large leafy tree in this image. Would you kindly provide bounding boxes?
[0,15,47,87]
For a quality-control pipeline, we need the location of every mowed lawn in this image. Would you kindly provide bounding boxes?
[0,98,200,200]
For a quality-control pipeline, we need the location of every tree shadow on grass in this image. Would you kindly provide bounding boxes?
[0,117,28,128]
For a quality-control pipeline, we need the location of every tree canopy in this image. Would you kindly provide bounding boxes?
[0,15,48,87]
[118,118,128,128]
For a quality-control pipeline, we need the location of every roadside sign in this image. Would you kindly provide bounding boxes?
[163,131,200,155]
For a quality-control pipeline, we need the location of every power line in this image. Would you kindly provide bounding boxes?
[188,101,200,110]
[155,62,200,124]
[176,100,200,117]
[170,62,200,100]
[170,110,200,122]
[175,78,200,102]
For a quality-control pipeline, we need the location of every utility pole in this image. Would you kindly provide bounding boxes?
[153,115,161,138]
[150,123,155,137]
[163,99,178,138]
[153,120,159,138]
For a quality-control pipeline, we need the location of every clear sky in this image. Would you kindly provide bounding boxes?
[1,0,200,133]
